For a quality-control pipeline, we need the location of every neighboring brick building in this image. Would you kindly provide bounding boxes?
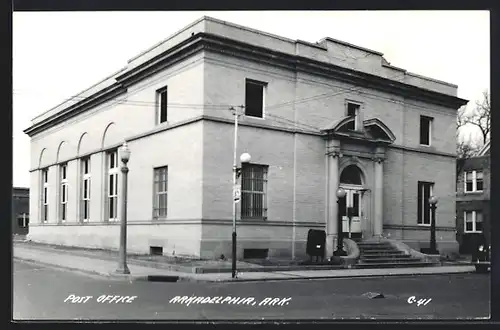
[23,16,467,259]
[13,187,30,235]
[456,140,490,254]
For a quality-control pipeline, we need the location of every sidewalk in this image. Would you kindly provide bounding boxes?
[13,243,476,283]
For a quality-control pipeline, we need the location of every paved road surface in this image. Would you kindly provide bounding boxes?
[13,260,490,320]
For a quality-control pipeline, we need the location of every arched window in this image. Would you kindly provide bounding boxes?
[340,165,363,185]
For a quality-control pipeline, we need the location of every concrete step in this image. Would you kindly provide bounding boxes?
[360,251,406,258]
[360,254,412,259]
[359,247,400,251]
[358,243,396,247]
[360,257,421,263]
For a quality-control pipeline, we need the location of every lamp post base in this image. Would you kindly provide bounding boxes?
[115,265,130,275]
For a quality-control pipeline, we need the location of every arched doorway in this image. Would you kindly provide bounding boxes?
[339,165,364,239]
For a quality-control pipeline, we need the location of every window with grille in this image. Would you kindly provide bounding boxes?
[81,157,91,222]
[464,170,484,193]
[59,164,68,222]
[464,210,483,233]
[153,166,168,219]
[107,151,119,221]
[241,164,268,220]
[41,169,49,223]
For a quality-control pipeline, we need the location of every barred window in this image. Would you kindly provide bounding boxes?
[153,166,168,218]
[241,164,268,220]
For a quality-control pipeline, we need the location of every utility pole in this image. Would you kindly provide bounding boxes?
[230,105,250,279]
[231,106,241,279]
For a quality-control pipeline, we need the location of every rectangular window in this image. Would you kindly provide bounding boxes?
[464,211,483,233]
[241,164,268,220]
[59,164,68,222]
[41,169,49,223]
[107,151,119,221]
[464,170,484,193]
[419,115,433,146]
[245,79,266,118]
[17,214,29,228]
[153,166,168,219]
[157,87,168,124]
[417,181,434,225]
[81,157,91,222]
[346,102,361,130]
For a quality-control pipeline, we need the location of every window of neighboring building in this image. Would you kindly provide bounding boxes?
[41,169,49,223]
[157,86,168,124]
[417,181,434,225]
[245,79,266,118]
[419,115,433,146]
[464,210,483,233]
[107,150,119,222]
[153,166,168,219]
[17,213,29,228]
[59,164,68,222]
[81,157,91,222]
[241,164,268,219]
[464,170,484,193]
[345,102,361,131]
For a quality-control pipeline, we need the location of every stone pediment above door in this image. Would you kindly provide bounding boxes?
[321,116,396,145]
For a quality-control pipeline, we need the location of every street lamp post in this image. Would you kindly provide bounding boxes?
[116,142,131,274]
[428,195,439,255]
[333,187,347,256]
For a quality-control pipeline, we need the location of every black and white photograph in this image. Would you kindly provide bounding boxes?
[12,10,491,321]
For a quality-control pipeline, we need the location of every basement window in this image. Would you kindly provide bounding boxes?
[243,248,269,259]
[150,246,163,256]
[245,79,267,118]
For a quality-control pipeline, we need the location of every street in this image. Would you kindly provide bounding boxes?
[13,260,490,320]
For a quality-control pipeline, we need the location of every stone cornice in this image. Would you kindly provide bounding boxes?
[24,84,127,137]
[200,33,467,109]
[24,32,468,138]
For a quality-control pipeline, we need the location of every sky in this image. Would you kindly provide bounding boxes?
[12,11,490,188]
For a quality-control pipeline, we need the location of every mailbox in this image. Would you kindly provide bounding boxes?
[306,229,326,260]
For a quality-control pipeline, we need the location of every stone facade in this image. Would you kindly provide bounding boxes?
[24,16,467,259]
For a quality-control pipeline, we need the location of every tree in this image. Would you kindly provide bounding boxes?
[458,90,491,146]
[456,90,490,173]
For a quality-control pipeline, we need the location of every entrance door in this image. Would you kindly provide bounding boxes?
[341,190,362,236]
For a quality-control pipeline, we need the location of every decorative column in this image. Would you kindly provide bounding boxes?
[325,140,341,258]
[373,156,384,238]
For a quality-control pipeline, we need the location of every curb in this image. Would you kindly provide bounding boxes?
[13,242,473,274]
[177,268,478,283]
